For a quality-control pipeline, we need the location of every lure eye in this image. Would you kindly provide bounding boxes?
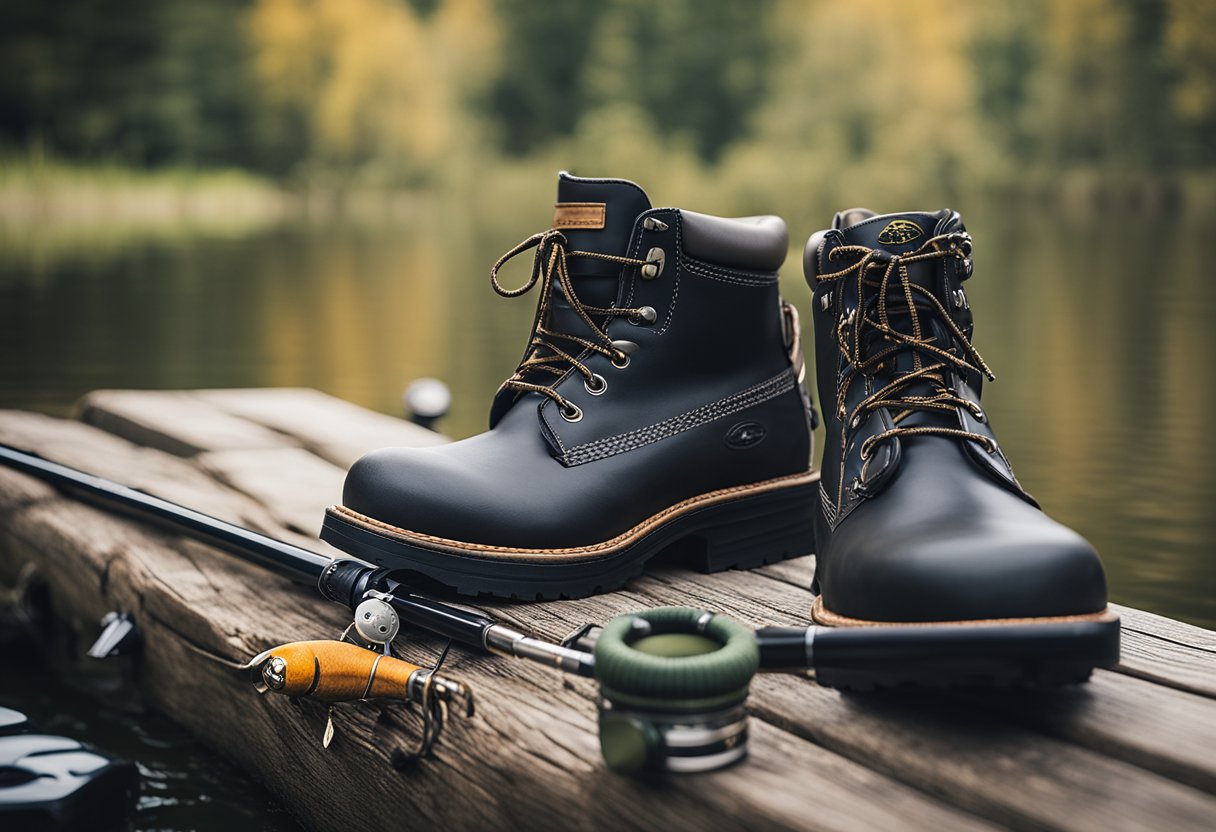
[262,656,287,690]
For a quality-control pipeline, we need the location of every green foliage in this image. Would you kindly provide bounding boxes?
[487,0,607,154]
[0,0,1211,199]
[0,0,256,166]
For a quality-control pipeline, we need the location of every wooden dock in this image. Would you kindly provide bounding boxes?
[1,388,1214,832]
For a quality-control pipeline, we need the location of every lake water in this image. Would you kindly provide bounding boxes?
[0,198,1213,825]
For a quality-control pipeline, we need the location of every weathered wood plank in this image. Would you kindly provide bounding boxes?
[72,395,1216,821]
[77,388,447,469]
[6,398,1216,832]
[1110,603,1216,698]
[194,387,448,467]
[78,389,297,457]
[973,670,1216,793]
[0,410,321,553]
[197,447,346,538]
[0,471,998,832]
[472,567,1216,832]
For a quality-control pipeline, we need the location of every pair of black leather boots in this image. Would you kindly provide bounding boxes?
[321,172,1118,686]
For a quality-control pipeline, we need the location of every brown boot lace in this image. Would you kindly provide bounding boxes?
[816,232,997,461]
[490,229,658,421]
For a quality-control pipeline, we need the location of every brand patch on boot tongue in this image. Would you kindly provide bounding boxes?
[877,219,924,246]
[553,202,607,230]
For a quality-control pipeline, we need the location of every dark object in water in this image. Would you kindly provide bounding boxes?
[0,728,138,831]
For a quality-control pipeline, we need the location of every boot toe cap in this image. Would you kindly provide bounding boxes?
[823,516,1108,623]
[340,446,505,542]
[339,444,595,549]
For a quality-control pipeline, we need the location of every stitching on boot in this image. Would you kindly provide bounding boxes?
[819,483,837,525]
[681,256,778,286]
[656,215,683,335]
[560,368,796,466]
[811,596,1118,628]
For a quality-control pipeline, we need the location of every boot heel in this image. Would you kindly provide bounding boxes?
[686,478,818,573]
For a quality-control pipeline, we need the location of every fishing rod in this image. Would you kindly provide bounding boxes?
[0,444,592,676]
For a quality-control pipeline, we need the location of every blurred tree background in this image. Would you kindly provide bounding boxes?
[1,0,1212,224]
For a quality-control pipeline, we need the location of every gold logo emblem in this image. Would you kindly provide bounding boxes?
[877,220,923,245]
[553,202,606,230]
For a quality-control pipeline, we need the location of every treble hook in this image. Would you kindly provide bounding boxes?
[392,639,475,768]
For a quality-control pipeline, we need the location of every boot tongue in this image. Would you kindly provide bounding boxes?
[842,210,944,261]
[838,209,952,301]
[842,210,956,427]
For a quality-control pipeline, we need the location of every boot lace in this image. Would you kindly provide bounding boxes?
[490,229,657,419]
[816,232,997,461]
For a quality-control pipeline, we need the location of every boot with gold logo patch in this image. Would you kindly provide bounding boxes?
[801,209,1119,686]
[321,173,818,598]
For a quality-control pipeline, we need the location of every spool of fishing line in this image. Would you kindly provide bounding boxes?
[593,607,758,774]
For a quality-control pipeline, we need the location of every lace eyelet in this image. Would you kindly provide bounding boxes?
[559,402,583,423]
[611,352,630,369]
[584,374,607,396]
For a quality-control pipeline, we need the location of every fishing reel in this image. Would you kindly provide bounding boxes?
[590,607,758,775]
[245,589,473,762]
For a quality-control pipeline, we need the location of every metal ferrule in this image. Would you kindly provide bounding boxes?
[604,700,750,773]
[405,667,430,703]
[483,625,596,677]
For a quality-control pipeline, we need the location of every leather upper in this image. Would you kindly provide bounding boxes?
[341,173,814,548]
[804,209,1108,622]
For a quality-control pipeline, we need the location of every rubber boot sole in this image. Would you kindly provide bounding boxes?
[320,470,819,600]
[809,598,1121,690]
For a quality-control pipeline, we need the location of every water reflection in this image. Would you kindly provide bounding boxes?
[0,204,1212,627]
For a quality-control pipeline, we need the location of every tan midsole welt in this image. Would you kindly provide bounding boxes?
[328,469,819,564]
[811,596,1119,628]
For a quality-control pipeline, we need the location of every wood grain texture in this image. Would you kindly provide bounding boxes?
[197,447,346,538]
[0,471,994,832]
[78,389,297,457]
[1110,603,1216,697]
[3,389,1216,832]
[195,387,447,467]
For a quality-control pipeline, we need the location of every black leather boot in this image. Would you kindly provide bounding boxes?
[321,173,818,598]
[802,208,1119,686]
